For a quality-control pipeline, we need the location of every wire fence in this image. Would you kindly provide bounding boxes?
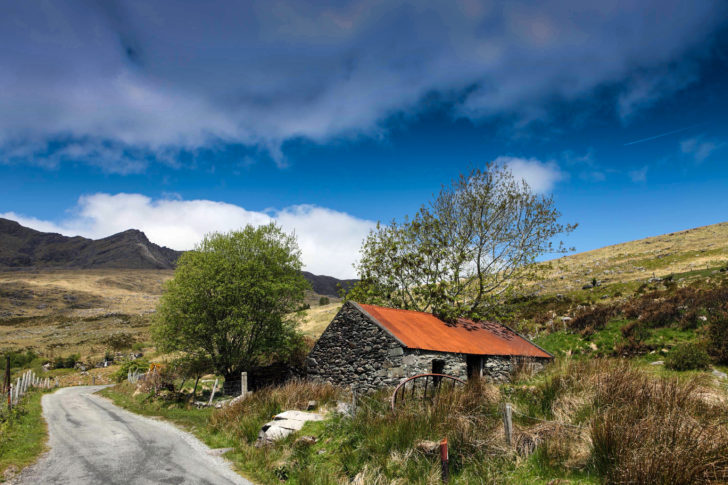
[2,368,58,416]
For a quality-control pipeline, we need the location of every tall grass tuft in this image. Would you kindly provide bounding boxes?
[589,361,728,484]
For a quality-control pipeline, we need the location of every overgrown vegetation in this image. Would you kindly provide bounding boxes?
[0,390,48,479]
[665,343,711,371]
[103,357,728,484]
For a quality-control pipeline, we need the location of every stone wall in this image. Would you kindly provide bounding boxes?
[306,301,405,391]
[306,301,545,391]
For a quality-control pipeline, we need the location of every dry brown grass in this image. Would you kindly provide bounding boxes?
[298,302,343,337]
[543,359,728,484]
[0,269,167,359]
[537,221,728,294]
[0,269,172,319]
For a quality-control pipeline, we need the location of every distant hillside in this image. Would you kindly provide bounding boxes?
[537,221,728,294]
[302,271,357,297]
[0,217,355,296]
[0,218,181,270]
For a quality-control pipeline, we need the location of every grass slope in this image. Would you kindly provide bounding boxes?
[0,390,48,481]
[537,221,728,295]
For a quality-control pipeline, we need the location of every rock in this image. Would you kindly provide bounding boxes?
[589,343,598,351]
[661,348,669,354]
[560,316,572,323]
[712,368,727,380]
[307,400,317,411]
[335,401,353,416]
[257,410,325,445]
[415,440,440,454]
[650,361,664,366]
[295,435,317,446]
[699,316,708,322]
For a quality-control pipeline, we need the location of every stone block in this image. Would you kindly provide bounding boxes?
[388,347,404,356]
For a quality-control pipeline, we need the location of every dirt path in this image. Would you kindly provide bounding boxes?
[11,386,252,485]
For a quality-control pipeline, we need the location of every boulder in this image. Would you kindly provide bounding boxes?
[257,410,325,445]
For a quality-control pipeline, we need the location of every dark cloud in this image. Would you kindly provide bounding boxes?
[1,0,725,168]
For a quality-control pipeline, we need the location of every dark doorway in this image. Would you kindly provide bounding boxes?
[432,359,445,387]
[466,355,482,379]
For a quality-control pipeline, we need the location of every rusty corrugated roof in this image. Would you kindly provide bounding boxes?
[356,303,552,358]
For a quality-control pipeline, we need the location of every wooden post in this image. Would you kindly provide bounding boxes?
[240,372,247,397]
[440,437,449,483]
[503,403,513,446]
[4,356,10,409]
[208,378,218,406]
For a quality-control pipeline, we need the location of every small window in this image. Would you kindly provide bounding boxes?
[431,359,445,375]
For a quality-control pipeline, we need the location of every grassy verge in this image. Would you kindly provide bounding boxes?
[0,390,49,481]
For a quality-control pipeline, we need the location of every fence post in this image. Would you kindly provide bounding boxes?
[208,378,218,406]
[503,403,513,446]
[440,437,449,483]
[92,375,95,386]
[241,372,247,397]
[4,356,9,409]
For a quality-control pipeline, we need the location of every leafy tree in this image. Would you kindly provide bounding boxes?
[152,224,310,381]
[348,163,575,320]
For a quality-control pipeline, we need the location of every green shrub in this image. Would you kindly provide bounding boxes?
[1,350,38,371]
[319,296,330,306]
[52,353,80,369]
[665,343,711,371]
[707,312,728,364]
[106,332,135,351]
[112,358,150,382]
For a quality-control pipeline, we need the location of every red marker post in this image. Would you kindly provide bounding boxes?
[440,437,449,483]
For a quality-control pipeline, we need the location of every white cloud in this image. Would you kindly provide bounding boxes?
[1,194,375,279]
[680,136,722,163]
[628,166,648,182]
[0,0,725,168]
[493,156,564,193]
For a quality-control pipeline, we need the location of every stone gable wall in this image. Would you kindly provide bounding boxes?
[306,302,539,391]
[306,302,405,391]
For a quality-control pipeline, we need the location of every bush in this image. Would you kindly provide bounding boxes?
[569,304,616,335]
[52,353,80,369]
[112,358,150,382]
[319,296,330,306]
[707,311,728,364]
[1,350,38,371]
[665,343,711,371]
[106,332,135,351]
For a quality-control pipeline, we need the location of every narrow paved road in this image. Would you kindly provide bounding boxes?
[13,386,252,485]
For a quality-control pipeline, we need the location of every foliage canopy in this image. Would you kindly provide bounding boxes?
[348,163,575,320]
[152,224,309,379]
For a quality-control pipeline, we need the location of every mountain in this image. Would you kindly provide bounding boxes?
[302,271,357,297]
[0,218,355,296]
[0,218,182,270]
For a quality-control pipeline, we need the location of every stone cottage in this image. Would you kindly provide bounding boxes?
[306,301,553,391]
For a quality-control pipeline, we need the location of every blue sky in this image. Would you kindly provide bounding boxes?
[1,1,727,278]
